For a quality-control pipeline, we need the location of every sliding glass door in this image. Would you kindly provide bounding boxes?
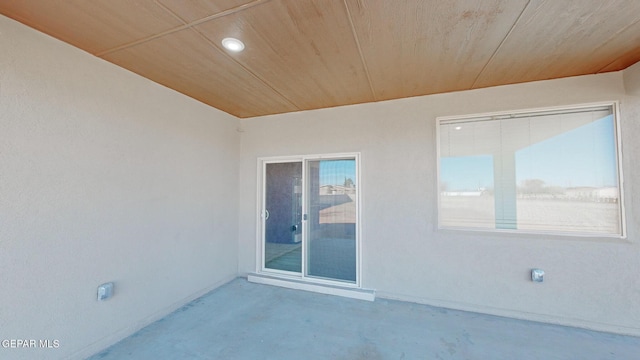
[261,155,359,285]
[306,159,357,282]
[264,162,302,273]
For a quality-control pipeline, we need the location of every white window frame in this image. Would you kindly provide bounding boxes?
[436,101,626,238]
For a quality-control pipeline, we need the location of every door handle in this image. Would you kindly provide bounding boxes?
[265,209,270,220]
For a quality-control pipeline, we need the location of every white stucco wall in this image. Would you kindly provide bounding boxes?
[624,60,640,96]
[0,16,240,360]
[238,71,640,336]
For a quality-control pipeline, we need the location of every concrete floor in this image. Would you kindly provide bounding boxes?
[89,278,640,360]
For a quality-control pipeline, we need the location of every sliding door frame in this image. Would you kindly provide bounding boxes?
[256,152,362,288]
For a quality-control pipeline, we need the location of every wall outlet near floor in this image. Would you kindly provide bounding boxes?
[97,282,114,301]
[531,269,544,282]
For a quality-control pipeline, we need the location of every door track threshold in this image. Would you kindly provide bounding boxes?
[247,273,375,301]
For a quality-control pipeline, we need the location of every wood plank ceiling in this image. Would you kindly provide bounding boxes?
[2,0,640,118]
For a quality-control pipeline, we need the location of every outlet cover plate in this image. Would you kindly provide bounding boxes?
[531,269,544,282]
[97,282,114,301]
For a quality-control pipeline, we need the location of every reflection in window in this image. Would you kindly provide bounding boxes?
[440,155,494,229]
[307,159,357,282]
[438,104,623,236]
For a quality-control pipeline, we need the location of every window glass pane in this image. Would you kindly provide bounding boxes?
[515,113,619,234]
[440,155,494,228]
[307,159,357,282]
[439,105,622,236]
[264,162,302,273]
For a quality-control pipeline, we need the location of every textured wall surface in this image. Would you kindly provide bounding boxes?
[624,60,640,96]
[0,16,240,360]
[238,71,640,336]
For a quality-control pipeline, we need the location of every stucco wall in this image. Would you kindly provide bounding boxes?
[238,71,640,336]
[624,60,640,96]
[0,16,240,360]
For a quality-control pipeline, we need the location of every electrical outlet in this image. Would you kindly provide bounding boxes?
[97,282,114,301]
[531,269,544,282]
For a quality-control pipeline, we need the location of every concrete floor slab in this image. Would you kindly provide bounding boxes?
[89,278,640,359]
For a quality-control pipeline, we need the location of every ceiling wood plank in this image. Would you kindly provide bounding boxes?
[97,0,271,57]
[156,0,259,24]
[345,0,529,101]
[193,0,375,112]
[2,0,640,118]
[474,0,640,89]
[102,29,298,118]
[343,0,377,101]
[0,0,182,54]
[599,46,640,73]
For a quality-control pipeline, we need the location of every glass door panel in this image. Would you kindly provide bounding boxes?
[264,162,302,273]
[306,159,357,282]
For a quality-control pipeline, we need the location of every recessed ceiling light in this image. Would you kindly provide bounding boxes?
[221,37,244,52]
[455,126,462,130]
